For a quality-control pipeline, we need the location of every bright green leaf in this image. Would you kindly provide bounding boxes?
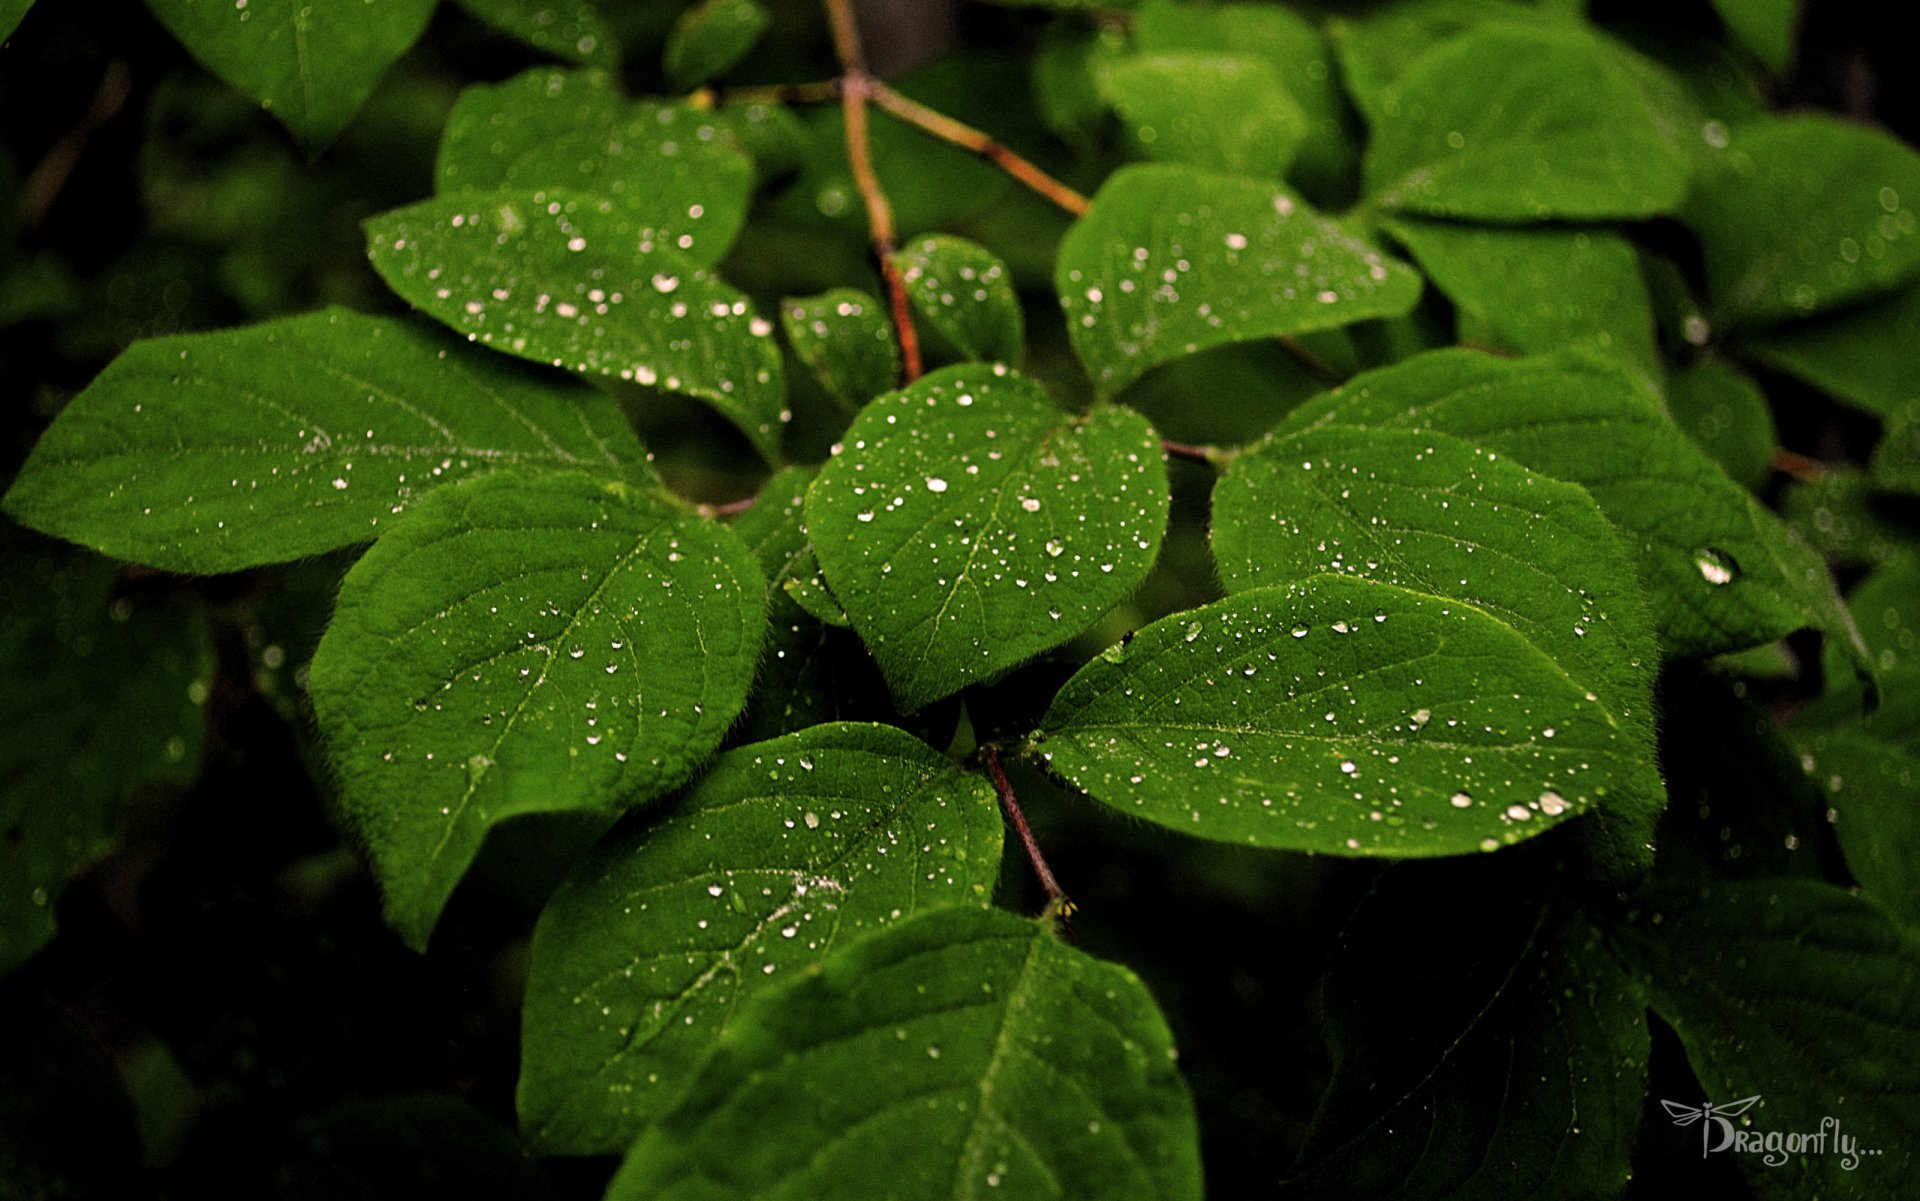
[1277,350,1869,667]
[365,189,788,462]
[1035,575,1654,856]
[891,234,1024,365]
[2,308,646,573]
[1057,163,1420,398]
[145,0,436,149]
[435,69,753,268]
[608,906,1204,1201]
[0,537,210,976]
[1664,360,1777,491]
[1385,217,1659,373]
[808,365,1169,711]
[308,470,767,950]
[1096,51,1306,179]
[1622,880,1920,1200]
[518,722,1001,1153]
[663,0,770,91]
[1709,0,1797,74]
[1365,24,1691,220]
[780,288,901,409]
[1289,862,1646,1198]
[1738,284,1920,420]
[447,0,621,68]
[1329,0,1575,128]
[1212,425,1662,876]
[0,0,33,42]
[1686,114,1920,327]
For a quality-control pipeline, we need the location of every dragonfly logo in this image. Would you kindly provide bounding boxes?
[1661,1095,1881,1170]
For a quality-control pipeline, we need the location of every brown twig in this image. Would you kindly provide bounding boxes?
[710,78,844,107]
[1161,438,1226,467]
[1772,447,1828,483]
[981,747,1071,932]
[706,494,760,518]
[867,83,1091,217]
[824,0,922,383]
[21,60,131,230]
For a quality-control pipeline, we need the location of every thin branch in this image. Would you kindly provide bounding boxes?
[868,83,1090,217]
[711,78,843,107]
[1277,335,1346,389]
[705,494,760,518]
[1772,447,1828,483]
[824,0,922,383]
[21,60,131,229]
[981,747,1071,933]
[1161,438,1231,468]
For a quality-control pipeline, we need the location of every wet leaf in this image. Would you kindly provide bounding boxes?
[891,235,1023,365]
[1365,24,1691,220]
[607,906,1203,1201]
[1057,163,1420,398]
[808,365,1169,711]
[1738,284,1920,420]
[780,288,901,409]
[1095,51,1306,179]
[1035,575,1656,857]
[518,722,1001,1153]
[663,0,770,91]
[447,0,620,68]
[2,308,645,573]
[1664,360,1777,491]
[1329,0,1576,127]
[308,470,766,949]
[145,0,436,149]
[365,189,788,461]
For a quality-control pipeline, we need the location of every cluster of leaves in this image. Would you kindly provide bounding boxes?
[4,0,1920,1197]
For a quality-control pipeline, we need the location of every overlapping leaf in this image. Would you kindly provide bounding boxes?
[608,907,1204,1201]
[1057,163,1420,397]
[780,288,900,409]
[308,471,766,949]
[447,0,620,68]
[808,365,1169,711]
[365,190,787,460]
[2,308,644,572]
[1096,51,1306,179]
[1737,284,1920,419]
[518,722,1001,1153]
[663,0,770,90]
[891,235,1024,365]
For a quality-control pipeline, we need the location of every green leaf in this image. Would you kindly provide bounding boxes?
[1798,729,1920,925]
[1095,51,1306,179]
[446,0,621,68]
[733,614,892,743]
[1132,0,1358,202]
[365,189,788,462]
[1664,360,1777,492]
[434,69,753,268]
[144,0,436,149]
[780,288,901,409]
[307,470,767,950]
[0,538,211,975]
[1364,24,1691,220]
[1709,0,1798,74]
[1738,284,1920,420]
[1384,217,1658,374]
[1621,880,1920,1200]
[1057,163,1420,398]
[1277,350,1869,667]
[1212,424,1662,876]
[1289,862,1646,1198]
[1872,401,1920,497]
[0,0,33,43]
[518,722,1001,1153]
[1035,575,1654,856]
[1686,115,1920,327]
[1329,0,1575,128]
[663,0,771,91]
[808,365,1169,711]
[607,906,1203,1201]
[1,308,645,573]
[891,235,1024,365]
[1780,469,1920,569]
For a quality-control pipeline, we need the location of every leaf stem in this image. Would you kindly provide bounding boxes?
[1160,438,1234,468]
[867,82,1091,217]
[710,78,844,106]
[981,746,1071,931]
[1277,335,1346,388]
[824,0,923,383]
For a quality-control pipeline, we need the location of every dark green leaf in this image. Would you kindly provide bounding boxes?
[663,0,771,91]
[0,998,140,1197]
[1329,0,1575,128]
[780,288,901,409]
[518,722,1001,1153]
[1799,730,1920,924]
[145,0,436,149]
[1664,360,1777,491]
[808,365,1169,711]
[1780,470,1920,569]
[365,189,788,461]
[1289,862,1646,1198]
[1739,284,1920,420]
[279,1095,555,1201]
[1057,163,1420,398]
[448,0,620,68]
[1278,350,1869,667]
[1872,401,1920,497]
[0,0,33,42]
[1212,424,1663,876]
[891,234,1024,365]
[1385,217,1658,373]
[434,69,753,268]
[1035,575,1655,856]
[1096,51,1306,178]
[1365,24,1691,220]
[607,906,1203,1201]
[1686,115,1920,327]
[308,471,767,949]
[1709,0,1798,74]
[2,308,645,573]
[1622,880,1920,1200]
